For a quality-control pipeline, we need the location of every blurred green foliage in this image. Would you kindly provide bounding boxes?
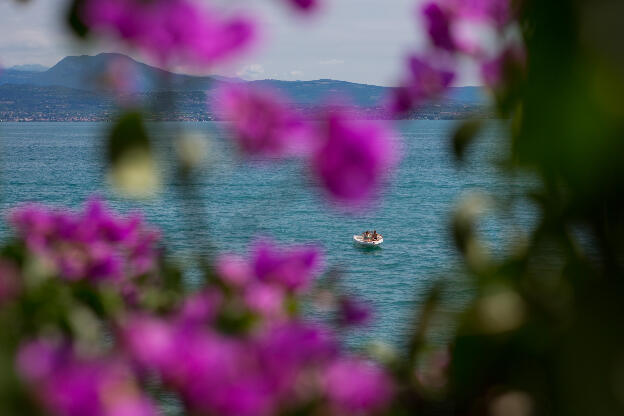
[425,1,624,415]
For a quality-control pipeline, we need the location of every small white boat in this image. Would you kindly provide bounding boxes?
[353,234,383,246]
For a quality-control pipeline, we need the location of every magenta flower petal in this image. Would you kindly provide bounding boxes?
[244,283,285,317]
[8,199,159,286]
[324,358,393,413]
[178,290,223,326]
[16,340,159,416]
[312,110,397,204]
[449,0,512,28]
[213,84,313,157]
[81,0,257,67]
[285,0,320,13]
[390,55,455,114]
[422,2,457,51]
[123,316,176,372]
[339,297,372,326]
[252,239,323,292]
[216,254,254,288]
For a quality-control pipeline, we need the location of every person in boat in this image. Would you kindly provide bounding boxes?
[363,230,370,240]
[372,230,379,240]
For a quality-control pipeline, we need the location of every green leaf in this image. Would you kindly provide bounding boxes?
[108,111,151,165]
[452,120,483,162]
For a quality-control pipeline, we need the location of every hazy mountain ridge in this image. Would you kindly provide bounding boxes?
[8,64,49,72]
[1,53,487,104]
[0,54,491,121]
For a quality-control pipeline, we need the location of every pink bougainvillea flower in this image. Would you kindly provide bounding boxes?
[324,358,394,414]
[448,0,511,28]
[122,315,177,373]
[16,340,158,416]
[338,296,372,326]
[177,289,223,327]
[422,2,457,51]
[213,83,313,157]
[244,282,286,318]
[254,321,339,400]
[419,0,514,58]
[390,54,455,115]
[216,254,254,288]
[124,317,277,416]
[9,198,160,284]
[81,0,256,67]
[252,239,323,292]
[311,109,397,204]
[284,0,320,13]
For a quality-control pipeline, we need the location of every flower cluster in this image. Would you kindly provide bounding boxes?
[17,340,158,416]
[215,238,322,318]
[392,0,522,114]
[214,84,398,205]
[312,108,398,204]
[6,216,387,416]
[120,239,391,416]
[213,84,314,157]
[81,0,256,67]
[9,199,159,286]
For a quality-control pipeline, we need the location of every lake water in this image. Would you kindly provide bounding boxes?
[0,121,533,347]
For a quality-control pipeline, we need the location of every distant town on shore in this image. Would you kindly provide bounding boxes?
[0,53,493,122]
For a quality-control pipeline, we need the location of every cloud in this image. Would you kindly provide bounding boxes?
[319,59,345,66]
[289,70,304,79]
[236,63,266,80]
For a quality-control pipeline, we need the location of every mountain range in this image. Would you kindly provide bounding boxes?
[0,53,490,121]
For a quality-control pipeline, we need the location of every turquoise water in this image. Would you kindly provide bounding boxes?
[0,121,532,347]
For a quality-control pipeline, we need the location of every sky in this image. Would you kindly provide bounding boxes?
[0,0,478,86]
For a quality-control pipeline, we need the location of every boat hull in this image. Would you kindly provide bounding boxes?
[353,235,383,246]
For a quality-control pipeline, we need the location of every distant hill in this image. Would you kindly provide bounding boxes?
[0,54,218,93]
[0,54,493,121]
[0,84,116,121]
[8,64,49,72]
[0,53,487,107]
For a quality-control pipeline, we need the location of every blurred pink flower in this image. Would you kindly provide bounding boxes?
[449,0,511,28]
[123,315,177,372]
[324,358,394,414]
[422,2,457,51]
[390,55,455,114]
[244,283,286,318]
[9,198,160,285]
[338,297,372,326]
[254,321,338,401]
[16,340,158,416]
[284,0,320,13]
[81,0,256,67]
[124,316,275,416]
[311,109,397,204]
[419,0,514,60]
[252,239,323,292]
[213,84,313,157]
[216,254,254,288]
[177,289,223,327]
